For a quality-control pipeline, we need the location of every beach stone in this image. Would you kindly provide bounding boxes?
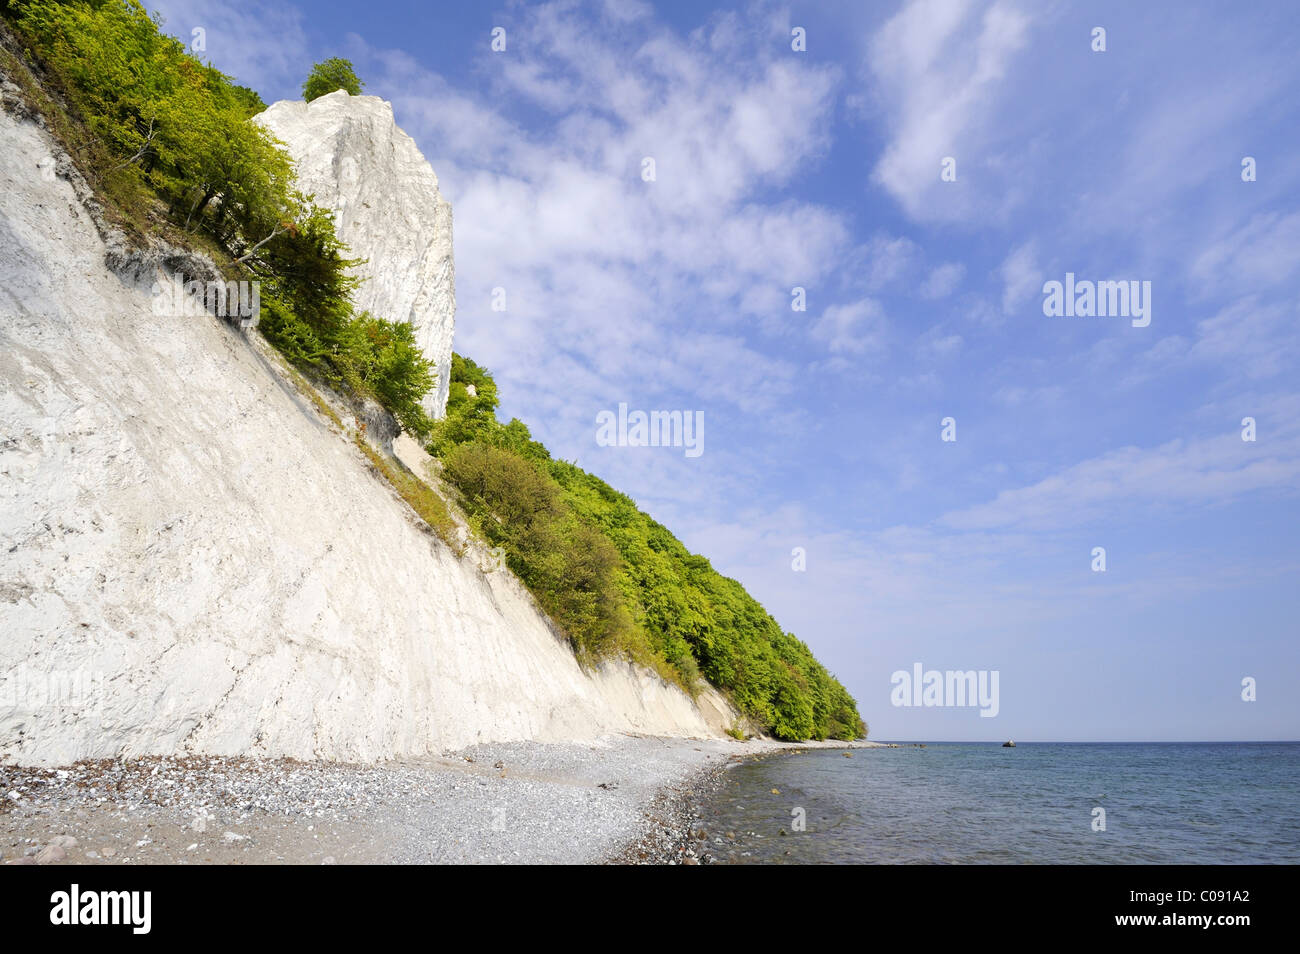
[35,844,66,864]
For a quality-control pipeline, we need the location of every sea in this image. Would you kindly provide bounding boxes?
[694,742,1300,864]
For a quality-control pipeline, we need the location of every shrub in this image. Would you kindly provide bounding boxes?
[443,442,563,534]
[302,57,363,102]
[443,442,634,659]
[336,314,435,438]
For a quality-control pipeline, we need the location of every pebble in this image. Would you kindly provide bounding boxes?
[35,844,66,864]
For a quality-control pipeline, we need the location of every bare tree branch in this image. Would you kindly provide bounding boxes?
[108,117,156,172]
[235,222,289,263]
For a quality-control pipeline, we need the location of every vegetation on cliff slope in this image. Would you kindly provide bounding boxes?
[432,357,866,741]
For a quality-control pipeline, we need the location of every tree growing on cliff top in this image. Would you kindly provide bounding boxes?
[303,58,364,102]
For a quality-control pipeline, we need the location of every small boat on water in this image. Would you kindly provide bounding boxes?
[1002,740,1016,747]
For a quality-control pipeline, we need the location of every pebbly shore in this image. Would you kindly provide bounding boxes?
[0,735,880,865]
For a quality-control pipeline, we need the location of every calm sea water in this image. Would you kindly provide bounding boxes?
[696,742,1300,864]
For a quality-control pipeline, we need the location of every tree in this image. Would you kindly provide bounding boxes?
[302,58,364,102]
[339,313,436,437]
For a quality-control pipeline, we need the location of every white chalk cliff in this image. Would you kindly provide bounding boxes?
[0,96,738,766]
[255,91,456,419]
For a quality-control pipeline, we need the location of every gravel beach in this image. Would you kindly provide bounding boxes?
[0,736,880,865]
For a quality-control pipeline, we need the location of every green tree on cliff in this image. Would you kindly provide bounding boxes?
[302,57,364,101]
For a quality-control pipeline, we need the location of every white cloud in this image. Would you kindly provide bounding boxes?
[917,326,963,360]
[998,240,1038,315]
[1191,211,1300,296]
[852,234,921,292]
[811,299,888,355]
[1190,297,1300,380]
[867,0,1031,221]
[920,262,965,299]
[991,383,1062,407]
[941,427,1300,532]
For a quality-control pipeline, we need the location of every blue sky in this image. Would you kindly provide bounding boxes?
[152,0,1300,741]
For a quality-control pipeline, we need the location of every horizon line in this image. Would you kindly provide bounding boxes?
[867,739,1300,745]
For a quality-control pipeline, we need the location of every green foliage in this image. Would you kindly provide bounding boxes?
[302,57,363,102]
[227,82,266,117]
[260,299,435,440]
[246,203,358,323]
[337,314,435,437]
[257,294,327,366]
[550,459,865,740]
[6,0,435,437]
[444,442,561,532]
[442,442,635,660]
[428,355,502,455]
[11,0,295,248]
[432,355,867,741]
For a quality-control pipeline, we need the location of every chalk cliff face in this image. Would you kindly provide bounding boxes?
[0,102,737,766]
[256,91,455,419]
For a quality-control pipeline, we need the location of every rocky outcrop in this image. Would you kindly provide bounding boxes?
[255,91,455,419]
[0,105,738,766]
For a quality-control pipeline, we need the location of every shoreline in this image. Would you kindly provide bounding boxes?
[607,737,885,864]
[0,736,880,865]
